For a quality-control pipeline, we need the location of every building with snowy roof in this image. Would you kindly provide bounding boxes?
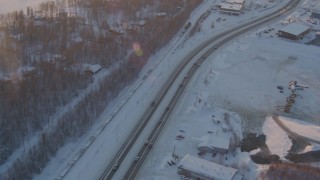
[219,0,244,16]
[223,0,244,4]
[178,154,241,180]
[20,66,36,78]
[196,134,230,154]
[86,64,102,76]
[277,23,310,40]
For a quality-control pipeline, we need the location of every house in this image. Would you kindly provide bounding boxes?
[196,134,230,154]
[20,66,36,78]
[156,12,167,18]
[219,0,245,16]
[277,23,310,40]
[138,20,146,26]
[178,154,241,180]
[222,124,230,132]
[86,64,102,76]
[225,0,245,4]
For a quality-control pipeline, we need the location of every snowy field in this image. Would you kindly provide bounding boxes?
[263,116,292,159]
[136,0,320,179]
[136,33,320,178]
[24,0,320,179]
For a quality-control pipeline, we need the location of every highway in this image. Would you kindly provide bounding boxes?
[99,0,301,179]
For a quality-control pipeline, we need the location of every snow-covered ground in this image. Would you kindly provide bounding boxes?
[263,115,320,157]
[135,0,320,179]
[263,116,292,159]
[28,0,320,180]
[279,116,320,142]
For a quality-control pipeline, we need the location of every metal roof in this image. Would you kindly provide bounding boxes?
[224,0,245,4]
[179,154,237,180]
[220,2,243,11]
[279,23,310,36]
[198,134,230,150]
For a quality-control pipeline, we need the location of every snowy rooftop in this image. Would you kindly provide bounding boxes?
[138,20,146,26]
[19,66,36,73]
[220,2,243,11]
[199,134,230,150]
[88,64,102,74]
[279,23,310,36]
[178,154,237,180]
[223,0,245,4]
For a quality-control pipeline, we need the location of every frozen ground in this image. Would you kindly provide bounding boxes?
[26,0,320,179]
[262,115,320,168]
[136,32,320,178]
[137,0,320,179]
[263,116,292,159]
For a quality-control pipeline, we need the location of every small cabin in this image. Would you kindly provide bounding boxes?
[86,64,102,76]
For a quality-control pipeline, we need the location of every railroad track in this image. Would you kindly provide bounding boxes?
[100,0,301,179]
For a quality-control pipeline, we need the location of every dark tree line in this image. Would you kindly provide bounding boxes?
[261,162,320,179]
[0,61,87,165]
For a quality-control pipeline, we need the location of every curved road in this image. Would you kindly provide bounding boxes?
[272,115,320,145]
[99,0,302,179]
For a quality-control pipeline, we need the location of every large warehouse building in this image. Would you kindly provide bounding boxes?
[177,154,242,180]
[277,23,310,40]
[219,0,245,16]
[197,134,230,154]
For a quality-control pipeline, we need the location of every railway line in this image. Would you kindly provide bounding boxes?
[99,0,301,179]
